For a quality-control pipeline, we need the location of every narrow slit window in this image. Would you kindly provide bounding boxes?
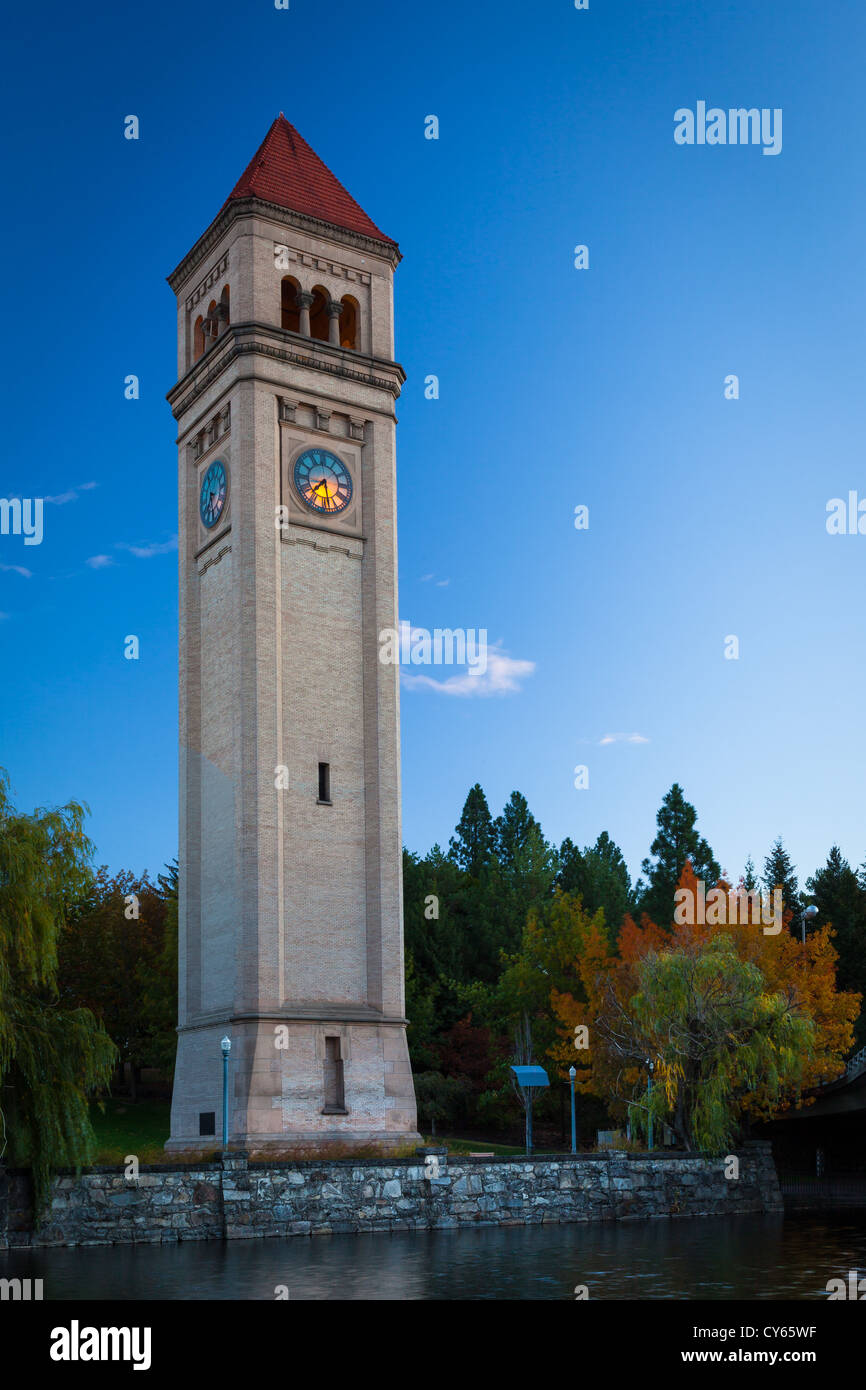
[318,762,331,803]
[323,1036,345,1112]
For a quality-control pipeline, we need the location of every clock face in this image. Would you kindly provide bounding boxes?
[200,460,228,529]
[293,448,353,515]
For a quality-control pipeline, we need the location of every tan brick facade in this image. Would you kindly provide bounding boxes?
[165,156,418,1153]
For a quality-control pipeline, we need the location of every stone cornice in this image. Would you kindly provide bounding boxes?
[167,322,406,418]
[176,1008,409,1031]
[167,196,401,293]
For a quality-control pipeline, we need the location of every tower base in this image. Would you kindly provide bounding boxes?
[166,1017,420,1155]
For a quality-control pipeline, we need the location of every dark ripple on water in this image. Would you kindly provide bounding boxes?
[1,1212,865,1300]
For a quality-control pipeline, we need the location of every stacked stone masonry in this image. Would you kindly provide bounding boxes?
[0,1144,782,1249]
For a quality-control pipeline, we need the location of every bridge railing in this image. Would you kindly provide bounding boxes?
[780,1175,866,1206]
[817,1044,866,1086]
[845,1044,866,1079]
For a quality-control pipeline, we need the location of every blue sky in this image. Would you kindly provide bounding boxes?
[2,0,864,891]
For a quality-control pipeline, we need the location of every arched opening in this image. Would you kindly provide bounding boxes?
[280,276,301,333]
[193,315,205,362]
[339,295,359,350]
[309,285,329,342]
[202,298,219,351]
[218,284,230,333]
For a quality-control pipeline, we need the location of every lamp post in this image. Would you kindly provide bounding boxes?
[220,1035,231,1150]
[568,1066,577,1155]
[646,1058,655,1151]
[802,904,818,946]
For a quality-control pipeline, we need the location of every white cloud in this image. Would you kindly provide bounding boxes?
[0,563,32,578]
[598,732,650,745]
[43,481,98,506]
[402,645,535,698]
[115,536,178,559]
[86,555,114,569]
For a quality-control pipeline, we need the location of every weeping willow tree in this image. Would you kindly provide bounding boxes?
[601,937,815,1153]
[0,771,117,1215]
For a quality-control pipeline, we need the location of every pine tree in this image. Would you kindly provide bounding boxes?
[557,831,632,930]
[637,783,720,927]
[448,784,494,876]
[494,791,540,870]
[557,837,584,896]
[743,856,758,893]
[807,847,866,1044]
[762,837,801,939]
[510,822,558,905]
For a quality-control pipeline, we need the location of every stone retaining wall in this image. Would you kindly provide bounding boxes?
[0,1142,782,1249]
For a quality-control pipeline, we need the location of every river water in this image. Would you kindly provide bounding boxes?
[3,1212,865,1300]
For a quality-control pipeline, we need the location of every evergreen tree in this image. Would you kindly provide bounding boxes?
[557,837,584,896]
[58,866,173,1094]
[636,783,720,927]
[807,847,866,1045]
[557,831,632,931]
[743,855,758,893]
[140,861,179,1077]
[494,791,540,870]
[763,837,802,939]
[510,823,557,907]
[448,784,494,876]
[404,950,439,1071]
[402,847,464,988]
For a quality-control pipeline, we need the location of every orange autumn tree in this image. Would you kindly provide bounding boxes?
[551,859,860,1143]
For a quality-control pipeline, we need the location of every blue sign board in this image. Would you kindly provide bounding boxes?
[510,1065,550,1088]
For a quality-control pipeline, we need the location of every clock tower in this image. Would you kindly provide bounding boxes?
[165,115,419,1153]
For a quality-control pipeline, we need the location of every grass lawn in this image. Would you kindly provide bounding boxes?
[425,1136,528,1156]
[89,1098,172,1165]
[86,1100,543,1164]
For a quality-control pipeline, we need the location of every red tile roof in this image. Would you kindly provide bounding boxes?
[222,114,396,246]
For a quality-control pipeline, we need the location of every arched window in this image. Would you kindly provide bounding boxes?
[218,284,230,333]
[339,295,359,351]
[202,299,219,351]
[281,276,301,333]
[309,285,329,342]
[193,315,205,362]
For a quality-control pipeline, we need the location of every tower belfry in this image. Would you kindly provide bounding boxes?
[166,115,419,1152]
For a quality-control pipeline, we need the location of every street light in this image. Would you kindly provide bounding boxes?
[646,1058,655,1151]
[802,904,818,946]
[220,1035,232,1150]
[568,1066,577,1155]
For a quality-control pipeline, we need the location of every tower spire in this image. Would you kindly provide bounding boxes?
[223,114,395,245]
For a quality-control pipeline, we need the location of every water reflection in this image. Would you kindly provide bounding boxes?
[2,1213,865,1300]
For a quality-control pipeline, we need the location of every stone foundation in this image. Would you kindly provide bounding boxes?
[0,1142,782,1249]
